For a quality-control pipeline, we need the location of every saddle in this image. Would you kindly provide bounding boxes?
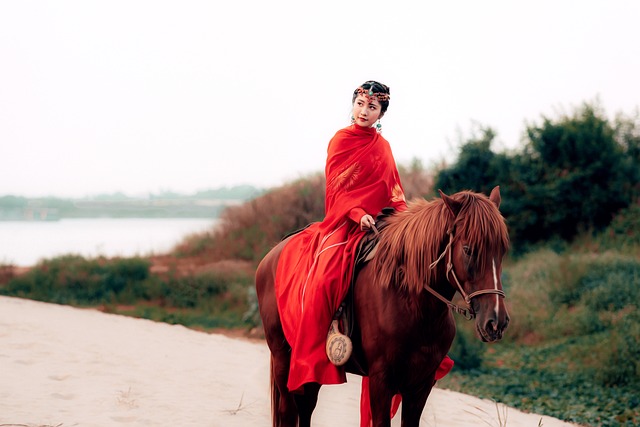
[325,207,396,372]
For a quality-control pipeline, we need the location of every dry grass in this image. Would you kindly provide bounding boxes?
[220,392,255,415]
[463,401,544,427]
[116,386,138,409]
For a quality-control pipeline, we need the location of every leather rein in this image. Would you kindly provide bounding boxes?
[427,230,506,320]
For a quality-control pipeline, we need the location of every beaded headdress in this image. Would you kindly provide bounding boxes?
[356,86,390,102]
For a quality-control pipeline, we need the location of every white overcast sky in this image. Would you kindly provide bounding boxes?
[1,1,639,198]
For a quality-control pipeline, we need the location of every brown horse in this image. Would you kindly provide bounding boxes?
[255,187,510,427]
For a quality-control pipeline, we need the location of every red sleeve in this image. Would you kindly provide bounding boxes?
[348,207,367,224]
[391,199,408,212]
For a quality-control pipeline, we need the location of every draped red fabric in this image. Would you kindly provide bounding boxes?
[275,124,406,393]
[321,125,406,231]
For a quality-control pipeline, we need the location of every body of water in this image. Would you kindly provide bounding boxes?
[0,218,217,266]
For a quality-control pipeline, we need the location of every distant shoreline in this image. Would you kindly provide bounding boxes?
[0,186,262,221]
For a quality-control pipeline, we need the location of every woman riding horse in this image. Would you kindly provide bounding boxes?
[270,80,452,422]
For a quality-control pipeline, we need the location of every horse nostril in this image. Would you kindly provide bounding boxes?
[485,319,498,332]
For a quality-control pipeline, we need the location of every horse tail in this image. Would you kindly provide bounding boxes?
[270,356,280,427]
[270,355,299,427]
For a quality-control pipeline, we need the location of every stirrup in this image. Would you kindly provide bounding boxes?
[326,319,352,366]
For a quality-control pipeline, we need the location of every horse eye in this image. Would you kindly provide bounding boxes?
[462,245,471,256]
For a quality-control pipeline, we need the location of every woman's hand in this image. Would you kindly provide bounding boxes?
[359,214,375,231]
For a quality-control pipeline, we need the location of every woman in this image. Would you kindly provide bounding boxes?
[275,81,452,421]
[276,80,406,392]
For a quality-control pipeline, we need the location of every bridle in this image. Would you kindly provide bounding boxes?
[426,229,506,320]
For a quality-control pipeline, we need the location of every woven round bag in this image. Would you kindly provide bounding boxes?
[326,319,353,366]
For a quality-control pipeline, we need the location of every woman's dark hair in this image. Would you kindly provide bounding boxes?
[352,80,391,114]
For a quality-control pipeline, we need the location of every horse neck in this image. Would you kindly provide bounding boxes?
[402,203,454,295]
[370,200,456,297]
[400,203,459,316]
[409,274,457,340]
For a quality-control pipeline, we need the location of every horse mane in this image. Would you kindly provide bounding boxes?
[371,191,510,294]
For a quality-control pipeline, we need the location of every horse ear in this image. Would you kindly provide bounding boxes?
[439,189,462,218]
[489,186,501,208]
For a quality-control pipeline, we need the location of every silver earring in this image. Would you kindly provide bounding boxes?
[376,120,382,133]
[351,115,355,125]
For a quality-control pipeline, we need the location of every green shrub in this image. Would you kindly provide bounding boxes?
[164,272,229,308]
[547,303,607,338]
[435,103,640,252]
[579,260,640,312]
[600,202,640,248]
[545,254,592,308]
[0,255,151,305]
[594,311,640,386]
[500,249,561,341]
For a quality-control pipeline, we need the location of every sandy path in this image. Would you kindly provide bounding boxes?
[0,296,578,426]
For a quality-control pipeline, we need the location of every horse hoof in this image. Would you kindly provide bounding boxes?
[326,332,352,366]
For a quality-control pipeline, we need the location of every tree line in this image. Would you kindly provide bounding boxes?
[435,102,640,253]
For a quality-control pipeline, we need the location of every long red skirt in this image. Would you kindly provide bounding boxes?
[276,221,362,393]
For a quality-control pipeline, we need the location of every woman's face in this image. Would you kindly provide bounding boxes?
[352,94,383,128]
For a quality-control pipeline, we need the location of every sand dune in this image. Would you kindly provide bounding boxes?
[0,296,578,426]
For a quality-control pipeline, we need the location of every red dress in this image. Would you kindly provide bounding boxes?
[275,124,407,393]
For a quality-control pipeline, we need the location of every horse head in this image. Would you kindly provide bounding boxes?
[439,186,510,342]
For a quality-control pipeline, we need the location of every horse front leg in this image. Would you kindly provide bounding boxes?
[400,384,433,427]
[368,374,394,427]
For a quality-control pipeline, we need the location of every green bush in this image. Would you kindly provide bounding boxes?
[501,248,572,342]
[592,310,640,387]
[164,272,229,308]
[435,103,640,252]
[0,255,152,305]
[545,254,591,308]
[599,202,640,249]
[579,260,640,312]
[0,255,255,330]
[509,252,640,341]
[545,256,639,313]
